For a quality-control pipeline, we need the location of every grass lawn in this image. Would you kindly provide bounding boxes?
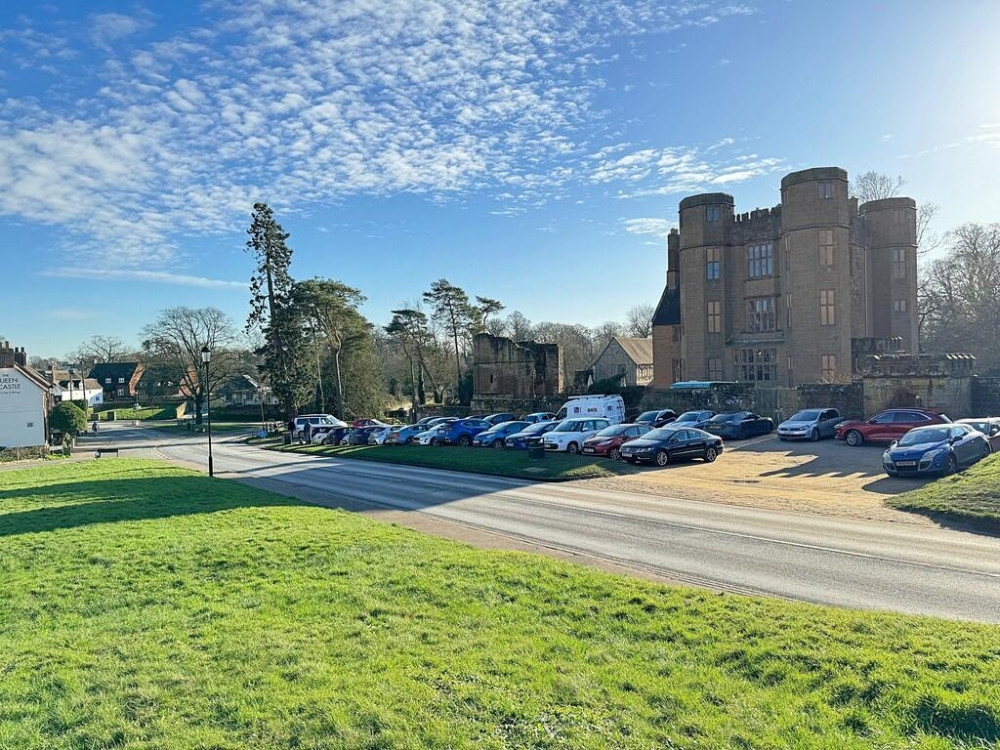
[256,439,639,481]
[166,420,263,435]
[888,452,1000,525]
[96,406,175,421]
[1,460,999,748]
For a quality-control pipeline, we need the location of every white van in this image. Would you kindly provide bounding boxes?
[555,395,626,425]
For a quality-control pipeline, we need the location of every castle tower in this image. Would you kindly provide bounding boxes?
[780,167,853,384]
[651,229,682,387]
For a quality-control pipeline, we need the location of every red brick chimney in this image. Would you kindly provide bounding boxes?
[0,341,14,368]
[13,347,27,367]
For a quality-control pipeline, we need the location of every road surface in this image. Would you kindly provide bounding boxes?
[94,423,1000,623]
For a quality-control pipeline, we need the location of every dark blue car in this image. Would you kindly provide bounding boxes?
[483,412,518,426]
[473,421,530,448]
[883,424,991,477]
[437,418,493,447]
[504,421,560,449]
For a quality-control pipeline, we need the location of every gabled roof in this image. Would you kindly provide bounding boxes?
[652,285,681,326]
[89,362,142,382]
[10,363,52,393]
[612,337,653,365]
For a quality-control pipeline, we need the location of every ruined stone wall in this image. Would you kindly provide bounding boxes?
[472,332,562,402]
[862,376,973,418]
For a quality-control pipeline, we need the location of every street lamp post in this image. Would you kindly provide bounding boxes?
[201,345,215,477]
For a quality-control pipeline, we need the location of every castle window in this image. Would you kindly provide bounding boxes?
[785,293,793,329]
[672,326,681,343]
[706,248,720,280]
[706,206,720,223]
[783,236,791,272]
[747,297,776,332]
[735,348,777,382]
[747,243,773,278]
[706,301,722,334]
[819,182,833,200]
[707,358,723,380]
[820,289,836,326]
[671,358,684,382]
[820,355,837,381]
[892,248,907,279]
[893,299,908,312]
[819,229,835,266]
[787,355,794,372]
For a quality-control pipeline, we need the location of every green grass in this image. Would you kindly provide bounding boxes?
[97,406,175,421]
[166,420,261,435]
[1,460,999,749]
[889,452,1000,525]
[258,439,639,481]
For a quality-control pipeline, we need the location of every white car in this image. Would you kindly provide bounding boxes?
[367,426,395,445]
[293,414,346,440]
[414,425,447,446]
[543,417,611,454]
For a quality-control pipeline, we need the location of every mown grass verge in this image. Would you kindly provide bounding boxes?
[253,438,639,481]
[888,452,1000,526]
[1,459,998,749]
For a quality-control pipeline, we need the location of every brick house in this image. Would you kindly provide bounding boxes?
[89,362,146,402]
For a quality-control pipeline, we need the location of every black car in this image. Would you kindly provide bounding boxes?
[619,426,723,466]
[672,410,717,430]
[705,411,774,440]
[483,412,518,425]
[634,409,678,429]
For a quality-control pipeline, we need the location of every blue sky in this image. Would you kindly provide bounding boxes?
[2,0,999,358]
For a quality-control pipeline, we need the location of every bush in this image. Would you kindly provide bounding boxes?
[50,402,88,435]
[0,445,49,462]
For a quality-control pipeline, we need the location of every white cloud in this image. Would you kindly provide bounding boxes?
[47,308,101,321]
[622,217,674,236]
[0,0,758,271]
[42,268,245,289]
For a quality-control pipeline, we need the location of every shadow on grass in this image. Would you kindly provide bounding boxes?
[0,476,294,537]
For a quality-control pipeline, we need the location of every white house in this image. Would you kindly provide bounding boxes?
[0,342,51,448]
[51,373,104,407]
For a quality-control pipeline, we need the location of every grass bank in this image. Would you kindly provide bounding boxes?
[888,452,1000,526]
[256,438,638,481]
[1,459,999,748]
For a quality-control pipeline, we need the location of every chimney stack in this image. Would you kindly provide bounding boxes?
[0,341,14,368]
[13,347,27,367]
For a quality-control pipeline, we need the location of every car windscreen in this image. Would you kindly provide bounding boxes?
[553,420,583,432]
[898,428,949,446]
[709,413,740,423]
[637,411,659,421]
[595,425,628,438]
[523,422,552,435]
[645,428,679,441]
[674,412,702,422]
[788,410,822,422]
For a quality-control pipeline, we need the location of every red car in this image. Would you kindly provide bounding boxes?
[835,408,951,447]
[581,423,652,460]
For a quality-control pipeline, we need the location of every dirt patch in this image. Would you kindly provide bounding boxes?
[586,435,935,525]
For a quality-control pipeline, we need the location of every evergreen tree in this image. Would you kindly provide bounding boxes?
[422,279,473,393]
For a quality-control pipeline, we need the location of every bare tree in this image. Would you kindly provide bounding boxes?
[624,303,655,338]
[142,307,239,423]
[70,335,131,370]
[850,171,904,203]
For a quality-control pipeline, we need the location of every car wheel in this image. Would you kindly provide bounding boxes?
[429,438,437,446]
[810,428,820,442]
[458,435,471,447]
[737,427,746,441]
[567,442,579,455]
[943,454,958,476]
[845,430,863,447]
[655,450,669,467]
[705,446,718,463]
[492,439,503,449]
[609,447,621,461]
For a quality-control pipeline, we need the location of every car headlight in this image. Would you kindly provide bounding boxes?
[922,448,945,463]
[636,446,654,453]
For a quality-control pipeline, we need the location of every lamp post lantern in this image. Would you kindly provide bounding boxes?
[201,345,214,477]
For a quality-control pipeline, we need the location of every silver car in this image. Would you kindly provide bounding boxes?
[777,408,842,441]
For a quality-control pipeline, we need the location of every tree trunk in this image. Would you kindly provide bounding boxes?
[194,395,204,425]
[333,348,344,419]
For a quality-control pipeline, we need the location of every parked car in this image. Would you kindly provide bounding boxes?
[415,424,451,446]
[619,426,724,466]
[473,421,531,448]
[777,408,843,441]
[311,425,350,445]
[634,409,678,429]
[671,410,716,430]
[555,394,626,425]
[346,421,390,445]
[543,417,611,454]
[351,418,385,428]
[437,418,494,446]
[522,412,556,423]
[957,417,1000,451]
[483,412,518,426]
[883,423,991,477]
[292,414,344,439]
[504,421,561,450]
[383,424,427,445]
[582,423,652,460]
[835,409,951,447]
[705,411,774,440]
[367,425,395,445]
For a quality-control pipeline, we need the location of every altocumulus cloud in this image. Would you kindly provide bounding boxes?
[0,0,764,279]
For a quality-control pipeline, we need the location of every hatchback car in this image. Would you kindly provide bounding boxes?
[883,424,991,477]
[437,418,493,446]
[836,409,950,446]
[384,424,426,445]
[581,423,651,460]
[957,418,1000,451]
[543,418,611,454]
[619,426,723,466]
[311,425,350,445]
[504,421,561,450]
[473,421,531,447]
[634,409,678,429]
[777,408,842,441]
[705,412,774,440]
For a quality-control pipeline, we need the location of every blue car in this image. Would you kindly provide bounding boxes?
[483,412,518,425]
[505,421,560,449]
[883,423,991,477]
[522,412,557,424]
[473,421,531,448]
[437,418,493,446]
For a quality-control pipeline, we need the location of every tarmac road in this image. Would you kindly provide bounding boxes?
[97,423,1000,623]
